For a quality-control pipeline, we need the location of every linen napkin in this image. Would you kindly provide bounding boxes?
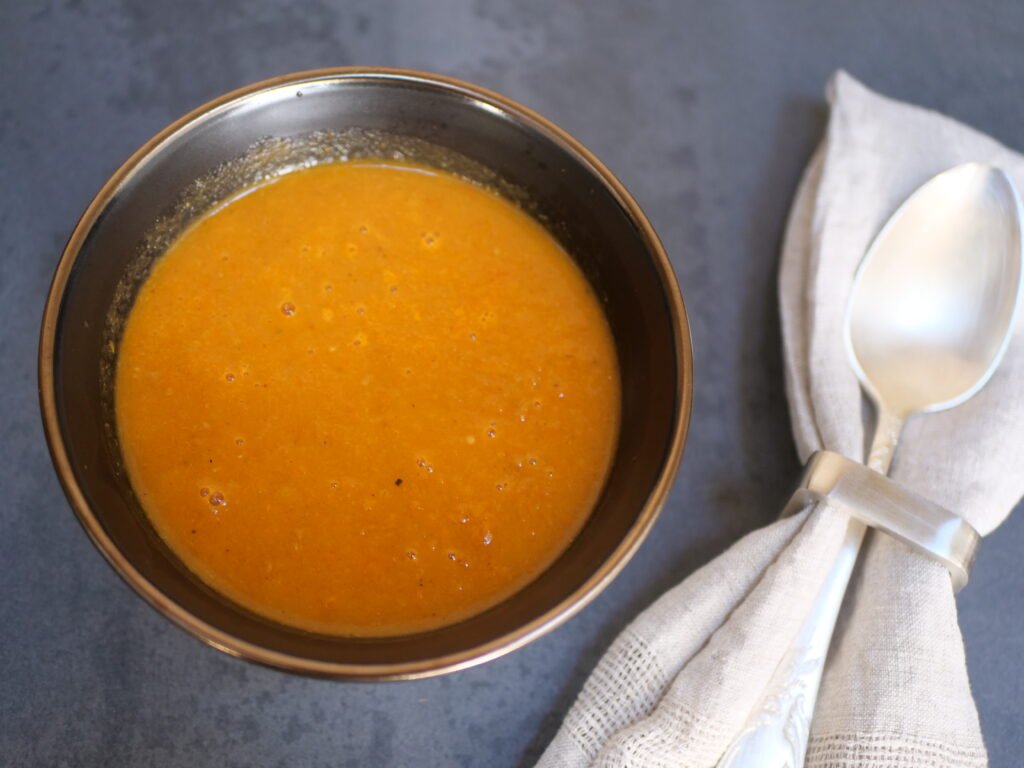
[537,71,1024,768]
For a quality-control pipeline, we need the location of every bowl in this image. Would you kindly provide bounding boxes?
[39,68,692,679]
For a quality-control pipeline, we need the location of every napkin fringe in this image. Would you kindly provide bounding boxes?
[565,628,672,760]
[806,731,988,768]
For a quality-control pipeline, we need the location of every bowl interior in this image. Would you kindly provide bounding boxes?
[47,72,687,676]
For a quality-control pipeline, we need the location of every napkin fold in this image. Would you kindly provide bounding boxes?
[537,71,1024,768]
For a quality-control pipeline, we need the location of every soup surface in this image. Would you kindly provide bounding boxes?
[116,160,620,636]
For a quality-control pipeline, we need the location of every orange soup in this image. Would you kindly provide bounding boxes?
[115,160,620,636]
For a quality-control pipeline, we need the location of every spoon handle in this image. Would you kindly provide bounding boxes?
[865,408,903,474]
[717,410,902,768]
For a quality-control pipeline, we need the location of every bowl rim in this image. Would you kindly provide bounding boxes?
[38,66,694,680]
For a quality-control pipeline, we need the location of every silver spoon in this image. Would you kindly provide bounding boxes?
[719,162,1024,768]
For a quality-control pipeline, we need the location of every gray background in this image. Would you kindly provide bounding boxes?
[2,1,1022,765]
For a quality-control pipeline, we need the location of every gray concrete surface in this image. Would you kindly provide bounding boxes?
[2,2,1022,765]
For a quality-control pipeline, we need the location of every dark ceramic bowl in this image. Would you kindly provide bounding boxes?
[39,68,692,679]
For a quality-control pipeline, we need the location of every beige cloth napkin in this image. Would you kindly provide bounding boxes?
[537,71,1024,768]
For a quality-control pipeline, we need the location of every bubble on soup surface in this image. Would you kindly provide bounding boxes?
[281,302,296,316]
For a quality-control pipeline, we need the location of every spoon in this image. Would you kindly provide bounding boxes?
[719,162,1024,768]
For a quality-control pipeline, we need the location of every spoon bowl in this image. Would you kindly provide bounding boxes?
[846,163,1024,419]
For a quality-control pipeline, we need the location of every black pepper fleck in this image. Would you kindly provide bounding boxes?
[395,478,403,487]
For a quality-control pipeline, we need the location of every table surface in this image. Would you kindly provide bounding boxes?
[3,2,1023,765]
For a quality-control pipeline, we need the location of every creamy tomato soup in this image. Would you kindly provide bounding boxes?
[115,160,620,636]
